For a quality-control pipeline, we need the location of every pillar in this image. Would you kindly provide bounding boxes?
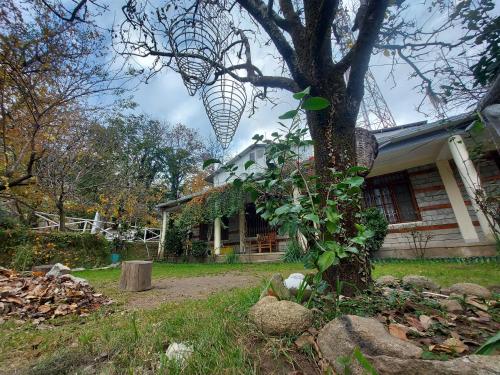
[436,160,479,243]
[214,217,222,255]
[158,210,169,258]
[448,135,495,240]
[239,210,246,254]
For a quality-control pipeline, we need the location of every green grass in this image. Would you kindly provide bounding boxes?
[1,261,499,374]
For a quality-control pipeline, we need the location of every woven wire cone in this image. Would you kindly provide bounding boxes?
[202,75,247,149]
[169,10,220,96]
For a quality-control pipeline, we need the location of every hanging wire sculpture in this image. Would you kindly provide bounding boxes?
[202,74,247,149]
[169,9,221,95]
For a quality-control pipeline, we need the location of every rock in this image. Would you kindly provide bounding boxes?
[32,265,55,275]
[444,283,492,299]
[439,299,464,313]
[59,274,89,286]
[284,273,312,301]
[268,273,291,300]
[249,299,312,335]
[375,275,399,287]
[402,275,439,291]
[46,263,71,277]
[368,354,500,375]
[165,342,193,364]
[317,315,422,374]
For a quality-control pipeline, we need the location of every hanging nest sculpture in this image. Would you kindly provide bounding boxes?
[202,74,247,149]
[169,10,221,96]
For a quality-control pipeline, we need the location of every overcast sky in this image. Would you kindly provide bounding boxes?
[95,1,483,157]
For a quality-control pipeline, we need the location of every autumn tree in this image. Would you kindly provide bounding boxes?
[0,0,123,195]
[40,0,499,290]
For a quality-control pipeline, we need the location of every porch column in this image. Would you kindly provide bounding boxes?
[448,135,495,240]
[239,209,246,254]
[436,160,479,243]
[214,217,222,255]
[158,210,169,258]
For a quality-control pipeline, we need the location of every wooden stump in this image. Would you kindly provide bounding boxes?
[119,261,153,291]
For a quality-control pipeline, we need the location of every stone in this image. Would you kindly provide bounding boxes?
[317,315,422,374]
[444,283,492,299]
[402,275,439,291]
[46,263,71,277]
[439,299,464,313]
[59,274,89,286]
[165,342,193,364]
[268,273,291,300]
[367,354,500,375]
[284,273,311,301]
[375,275,399,287]
[249,299,312,336]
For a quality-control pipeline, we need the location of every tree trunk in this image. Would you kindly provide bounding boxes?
[306,94,372,295]
[120,260,153,291]
[57,200,66,231]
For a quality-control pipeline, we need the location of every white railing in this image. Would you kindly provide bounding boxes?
[32,211,160,243]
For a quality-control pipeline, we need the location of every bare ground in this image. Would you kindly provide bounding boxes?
[126,272,263,309]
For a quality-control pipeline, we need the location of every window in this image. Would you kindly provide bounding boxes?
[256,149,265,159]
[249,152,256,162]
[364,171,420,224]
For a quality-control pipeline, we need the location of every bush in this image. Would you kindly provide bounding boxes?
[1,229,110,270]
[225,252,239,264]
[282,238,304,263]
[361,207,389,255]
[191,240,208,257]
[164,226,185,256]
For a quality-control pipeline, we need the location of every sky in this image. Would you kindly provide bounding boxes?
[94,1,483,157]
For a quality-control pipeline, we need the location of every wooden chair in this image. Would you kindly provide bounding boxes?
[257,232,277,253]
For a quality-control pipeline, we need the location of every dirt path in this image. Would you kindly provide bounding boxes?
[126,272,263,309]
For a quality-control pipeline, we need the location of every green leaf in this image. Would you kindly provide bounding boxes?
[347,166,369,174]
[244,160,255,170]
[301,97,330,111]
[304,213,320,224]
[346,176,364,187]
[275,205,291,216]
[279,109,299,119]
[475,331,500,355]
[203,158,220,169]
[318,251,338,272]
[292,86,311,100]
[353,347,379,375]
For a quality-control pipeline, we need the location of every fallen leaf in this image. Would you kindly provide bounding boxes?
[419,315,433,330]
[389,323,408,340]
[37,305,51,314]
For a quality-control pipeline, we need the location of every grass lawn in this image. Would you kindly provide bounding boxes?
[1,261,498,374]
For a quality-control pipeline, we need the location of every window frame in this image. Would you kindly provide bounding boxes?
[364,171,421,224]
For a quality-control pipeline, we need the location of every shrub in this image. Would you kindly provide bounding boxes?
[282,238,304,263]
[361,207,389,255]
[191,240,208,257]
[164,226,185,256]
[225,252,239,264]
[1,229,110,270]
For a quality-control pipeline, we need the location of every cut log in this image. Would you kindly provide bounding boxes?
[119,261,153,292]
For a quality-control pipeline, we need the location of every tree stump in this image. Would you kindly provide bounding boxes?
[119,261,153,291]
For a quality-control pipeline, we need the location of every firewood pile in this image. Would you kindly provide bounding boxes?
[0,267,111,323]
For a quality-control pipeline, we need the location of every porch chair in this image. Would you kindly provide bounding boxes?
[257,232,277,253]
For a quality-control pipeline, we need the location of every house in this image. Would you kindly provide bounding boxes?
[157,112,499,260]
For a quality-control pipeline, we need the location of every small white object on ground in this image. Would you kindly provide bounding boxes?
[165,342,193,364]
[60,274,89,286]
[46,263,71,277]
[284,273,311,291]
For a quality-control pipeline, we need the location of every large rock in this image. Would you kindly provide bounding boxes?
[402,275,439,291]
[317,315,422,374]
[249,298,312,335]
[368,354,500,375]
[444,283,492,299]
[268,273,291,300]
[375,275,399,287]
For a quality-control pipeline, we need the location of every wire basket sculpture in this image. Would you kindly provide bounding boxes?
[169,10,221,96]
[202,74,247,149]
